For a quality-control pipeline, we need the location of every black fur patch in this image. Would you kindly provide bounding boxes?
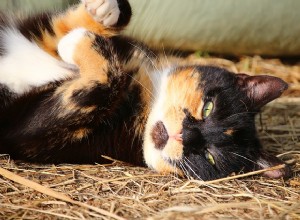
[18,12,55,41]
[115,0,132,28]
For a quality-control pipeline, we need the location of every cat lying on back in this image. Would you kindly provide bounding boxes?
[0,0,291,180]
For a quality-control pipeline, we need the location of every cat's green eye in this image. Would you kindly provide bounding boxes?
[205,150,215,165]
[202,101,214,118]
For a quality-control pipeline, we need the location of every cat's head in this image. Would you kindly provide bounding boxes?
[144,65,291,180]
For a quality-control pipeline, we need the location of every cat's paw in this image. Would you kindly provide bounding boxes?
[82,0,120,27]
[58,28,89,65]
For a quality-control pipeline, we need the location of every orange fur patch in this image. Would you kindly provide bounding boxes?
[55,31,109,108]
[167,68,204,121]
[81,106,97,114]
[72,128,90,140]
[73,33,108,83]
[224,129,234,136]
[38,4,116,57]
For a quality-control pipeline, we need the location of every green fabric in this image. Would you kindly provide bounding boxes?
[125,0,300,56]
[1,0,300,55]
[0,0,78,12]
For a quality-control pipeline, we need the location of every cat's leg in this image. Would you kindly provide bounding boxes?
[54,28,129,122]
[0,0,131,96]
[82,0,120,27]
[40,0,132,57]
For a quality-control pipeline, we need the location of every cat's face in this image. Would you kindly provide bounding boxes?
[144,65,290,180]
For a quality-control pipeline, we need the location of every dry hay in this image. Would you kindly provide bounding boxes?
[0,56,299,220]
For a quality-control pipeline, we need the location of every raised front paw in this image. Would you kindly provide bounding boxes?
[82,0,120,27]
[58,28,90,65]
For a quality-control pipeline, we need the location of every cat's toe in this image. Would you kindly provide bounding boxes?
[58,28,88,65]
[82,0,120,27]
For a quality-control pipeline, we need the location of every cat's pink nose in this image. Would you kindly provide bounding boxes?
[170,133,183,142]
[151,121,169,150]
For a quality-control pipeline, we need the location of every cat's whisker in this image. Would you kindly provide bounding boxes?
[144,67,160,95]
[174,161,179,178]
[183,157,203,181]
[230,152,259,166]
[178,160,190,180]
[182,158,195,179]
[171,160,179,179]
[140,55,161,87]
[223,111,258,121]
[184,156,200,171]
[177,161,183,176]
[123,72,155,102]
[239,99,249,112]
[160,44,171,67]
[214,86,233,97]
[182,160,194,180]
[129,43,160,73]
[128,42,162,93]
[170,75,177,105]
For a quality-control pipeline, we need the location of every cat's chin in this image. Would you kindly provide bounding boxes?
[143,140,181,176]
[143,140,182,176]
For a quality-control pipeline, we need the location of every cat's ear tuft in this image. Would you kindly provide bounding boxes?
[256,151,292,179]
[236,73,288,109]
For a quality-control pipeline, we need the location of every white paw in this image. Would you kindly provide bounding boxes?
[58,28,88,65]
[82,0,120,27]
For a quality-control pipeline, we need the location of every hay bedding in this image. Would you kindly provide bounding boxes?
[0,56,299,220]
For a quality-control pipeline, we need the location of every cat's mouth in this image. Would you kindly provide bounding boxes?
[150,121,183,150]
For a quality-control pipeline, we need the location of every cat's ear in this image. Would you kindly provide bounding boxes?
[256,151,292,179]
[236,73,288,109]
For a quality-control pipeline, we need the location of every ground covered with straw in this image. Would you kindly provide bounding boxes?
[0,56,299,219]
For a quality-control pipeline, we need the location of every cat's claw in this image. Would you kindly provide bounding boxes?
[82,0,120,27]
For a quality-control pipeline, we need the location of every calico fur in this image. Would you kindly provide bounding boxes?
[0,0,291,180]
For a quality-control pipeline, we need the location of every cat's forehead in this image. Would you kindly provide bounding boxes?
[170,66,200,77]
[168,66,201,79]
[169,65,235,80]
[167,65,236,91]
[167,67,201,88]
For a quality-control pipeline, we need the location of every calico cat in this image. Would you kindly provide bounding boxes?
[0,0,291,180]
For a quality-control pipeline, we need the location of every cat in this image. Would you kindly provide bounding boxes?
[0,0,291,180]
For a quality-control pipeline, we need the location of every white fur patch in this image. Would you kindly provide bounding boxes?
[150,69,170,120]
[82,0,120,26]
[143,69,171,169]
[0,29,74,94]
[58,28,88,65]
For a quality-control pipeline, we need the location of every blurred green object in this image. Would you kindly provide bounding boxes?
[1,0,300,56]
[125,0,300,56]
[0,0,78,12]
